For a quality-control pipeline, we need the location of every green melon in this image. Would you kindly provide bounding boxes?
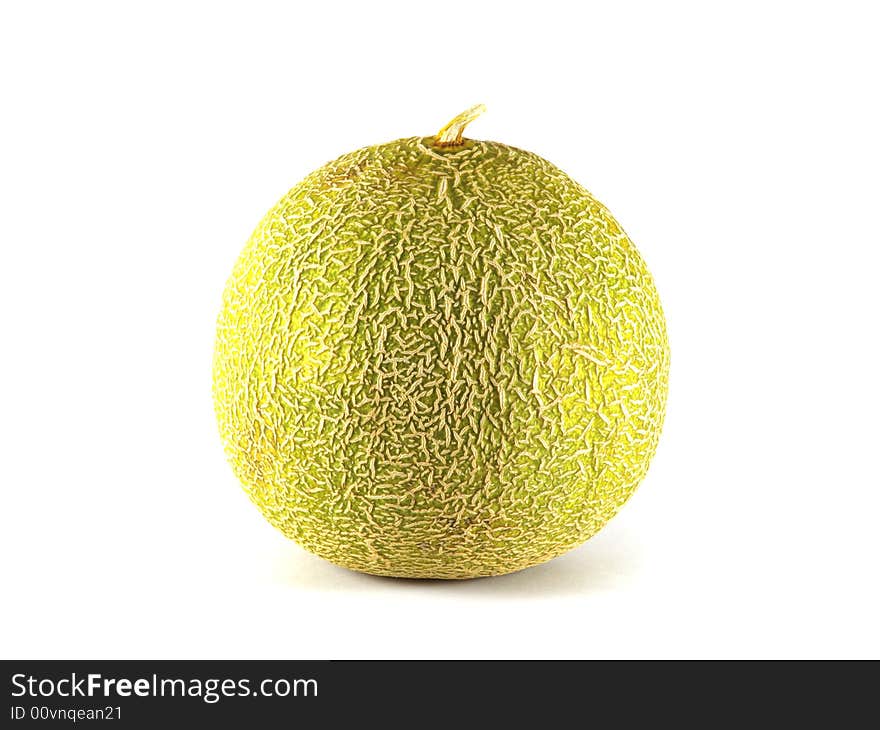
[213,106,669,579]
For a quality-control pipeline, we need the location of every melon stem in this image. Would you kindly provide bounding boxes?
[435,104,487,146]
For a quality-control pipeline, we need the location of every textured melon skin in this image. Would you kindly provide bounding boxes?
[213,135,669,579]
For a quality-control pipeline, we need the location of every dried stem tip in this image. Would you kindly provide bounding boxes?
[435,104,487,146]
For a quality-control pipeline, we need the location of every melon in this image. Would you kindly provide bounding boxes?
[213,106,669,579]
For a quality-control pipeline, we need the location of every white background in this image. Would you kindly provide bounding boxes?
[1,1,878,659]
